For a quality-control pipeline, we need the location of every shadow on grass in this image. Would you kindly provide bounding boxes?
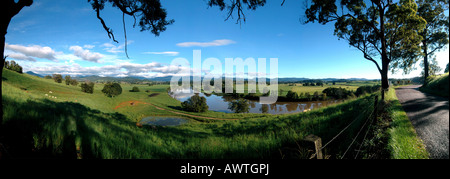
[1,96,210,159]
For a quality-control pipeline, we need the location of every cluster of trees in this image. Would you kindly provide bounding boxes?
[64,75,78,86]
[302,82,324,87]
[81,81,95,94]
[4,60,22,73]
[285,90,327,101]
[102,82,122,97]
[181,94,209,112]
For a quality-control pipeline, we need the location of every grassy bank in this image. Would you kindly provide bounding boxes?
[420,73,449,98]
[385,88,429,159]
[1,69,379,159]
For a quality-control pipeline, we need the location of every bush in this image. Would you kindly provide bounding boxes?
[81,81,95,94]
[355,85,381,97]
[52,74,63,83]
[65,75,72,85]
[181,94,209,112]
[228,99,250,113]
[322,87,353,99]
[44,75,52,79]
[130,86,140,92]
[102,82,122,97]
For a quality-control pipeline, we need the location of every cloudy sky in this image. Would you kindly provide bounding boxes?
[4,0,449,79]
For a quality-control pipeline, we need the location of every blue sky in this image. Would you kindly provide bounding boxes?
[4,0,449,79]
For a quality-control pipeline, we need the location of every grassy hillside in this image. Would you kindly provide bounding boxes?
[420,73,449,98]
[0,69,386,159]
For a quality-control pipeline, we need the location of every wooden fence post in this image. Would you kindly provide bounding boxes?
[305,134,323,159]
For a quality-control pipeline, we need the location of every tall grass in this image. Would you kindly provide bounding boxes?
[420,73,449,98]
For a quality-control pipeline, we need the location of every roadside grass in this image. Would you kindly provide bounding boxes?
[385,88,429,159]
[419,73,449,98]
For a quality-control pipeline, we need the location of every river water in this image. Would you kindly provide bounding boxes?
[169,89,341,114]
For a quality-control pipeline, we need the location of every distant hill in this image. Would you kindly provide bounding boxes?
[25,71,44,78]
[20,72,376,83]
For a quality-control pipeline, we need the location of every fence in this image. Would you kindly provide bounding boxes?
[307,94,379,159]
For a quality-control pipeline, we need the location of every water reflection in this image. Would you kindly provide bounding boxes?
[169,88,341,115]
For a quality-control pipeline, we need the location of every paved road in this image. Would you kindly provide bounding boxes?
[395,85,449,159]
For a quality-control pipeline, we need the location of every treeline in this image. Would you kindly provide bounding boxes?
[4,60,23,73]
[280,85,381,102]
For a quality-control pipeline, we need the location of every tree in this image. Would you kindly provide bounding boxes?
[445,63,449,73]
[416,0,449,83]
[81,81,95,94]
[65,75,72,85]
[304,0,426,100]
[52,74,63,83]
[70,79,79,86]
[286,90,299,100]
[181,94,209,112]
[102,82,123,97]
[228,99,250,113]
[420,57,442,77]
[130,86,140,92]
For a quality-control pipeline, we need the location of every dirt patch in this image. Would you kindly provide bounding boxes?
[148,93,160,98]
[114,100,150,110]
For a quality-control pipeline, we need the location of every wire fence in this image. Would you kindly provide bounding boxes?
[309,94,379,159]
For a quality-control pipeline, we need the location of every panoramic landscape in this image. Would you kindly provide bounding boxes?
[0,0,449,165]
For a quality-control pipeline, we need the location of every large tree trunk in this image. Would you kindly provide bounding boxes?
[423,34,429,85]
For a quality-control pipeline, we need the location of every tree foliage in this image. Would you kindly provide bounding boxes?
[304,0,427,96]
[4,60,22,73]
[102,82,123,97]
[81,81,95,94]
[181,94,209,113]
[416,0,449,81]
[52,74,63,83]
[228,99,250,113]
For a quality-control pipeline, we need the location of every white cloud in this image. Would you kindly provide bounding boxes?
[69,45,103,63]
[143,51,179,56]
[26,61,196,78]
[5,43,57,61]
[101,41,133,53]
[6,53,36,62]
[176,39,236,47]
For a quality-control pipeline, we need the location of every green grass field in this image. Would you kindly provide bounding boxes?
[0,69,415,159]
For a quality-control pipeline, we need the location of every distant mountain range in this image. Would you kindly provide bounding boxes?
[25,71,378,83]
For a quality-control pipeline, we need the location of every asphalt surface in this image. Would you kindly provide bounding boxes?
[395,85,449,159]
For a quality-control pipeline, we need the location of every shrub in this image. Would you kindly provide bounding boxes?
[70,79,79,86]
[44,75,52,79]
[181,94,209,112]
[52,74,63,83]
[81,81,95,94]
[130,86,140,92]
[228,99,250,113]
[65,75,72,85]
[286,90,298,100]
[102,82,122,97]
[322,87,353,99]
